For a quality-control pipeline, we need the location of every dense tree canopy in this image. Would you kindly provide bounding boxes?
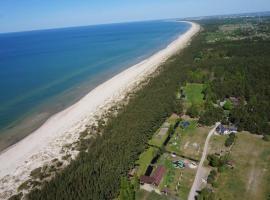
[23,17,270,200]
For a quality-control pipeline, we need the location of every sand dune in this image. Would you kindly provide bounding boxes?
[0,21,200,199]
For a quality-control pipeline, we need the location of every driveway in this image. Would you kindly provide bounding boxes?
[188,122,220,200]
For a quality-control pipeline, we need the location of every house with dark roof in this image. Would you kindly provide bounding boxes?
[180,121,190,129]
[139,166,166,187]
[216,124,237,135]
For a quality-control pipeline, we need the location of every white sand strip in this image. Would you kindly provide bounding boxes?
[0,21,200,199]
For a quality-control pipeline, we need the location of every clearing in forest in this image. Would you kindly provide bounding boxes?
[183,83,204,109]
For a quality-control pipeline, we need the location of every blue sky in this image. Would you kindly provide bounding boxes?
[0,0,269,33]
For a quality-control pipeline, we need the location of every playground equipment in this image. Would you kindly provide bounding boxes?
[173,160,185,168]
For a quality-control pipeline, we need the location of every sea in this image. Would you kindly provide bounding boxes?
[0,20,190,150]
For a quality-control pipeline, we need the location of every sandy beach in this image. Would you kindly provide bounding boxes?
[0,21,200,199]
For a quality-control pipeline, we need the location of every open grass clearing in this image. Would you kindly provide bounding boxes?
[183,83,204,109]
[208,132,270,200]
[135,190,168,200]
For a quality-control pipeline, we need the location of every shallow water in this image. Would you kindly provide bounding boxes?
[0,20,190,150]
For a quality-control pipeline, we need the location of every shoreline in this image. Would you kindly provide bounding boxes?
[0,21,200,199]
[0,22,187,153]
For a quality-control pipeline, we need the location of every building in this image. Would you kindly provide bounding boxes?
[180,121,190,129]
[151,166,166,186]
[216,124,237,135]
[140,166,166,187]
[140,176,155,184]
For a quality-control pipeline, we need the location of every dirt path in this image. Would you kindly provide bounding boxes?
[188,122,220,200]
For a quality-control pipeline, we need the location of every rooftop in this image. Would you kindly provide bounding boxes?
[139,165,166,186]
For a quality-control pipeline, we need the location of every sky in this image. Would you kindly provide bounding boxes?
[0,0,270,33]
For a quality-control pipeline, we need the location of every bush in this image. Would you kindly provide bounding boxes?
[8,192,23,200]
[212,182,219,188]
[207,154,220,167]
[196,188,215,200]
[225,133,236,147]
[207,154,230,168]
[18,180,31,191]
[263,135,270,142]
[30,167,42,179]
[186,104,200,118]
[207,170,217,185]
[223,100,234,110]
[217,165,226,173]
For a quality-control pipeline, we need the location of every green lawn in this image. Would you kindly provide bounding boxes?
[208,132,270,200]
[136,190,168,200]
[183,83,204,106]
[136,147,158,176]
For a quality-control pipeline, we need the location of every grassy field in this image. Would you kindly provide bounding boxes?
[136,190,168,200]
[166,120,210,160]
[136,146,159,176]
[208,132,270,200]
[183,83,204,109]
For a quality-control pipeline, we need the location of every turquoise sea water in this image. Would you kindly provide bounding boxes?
[0,20,190,148]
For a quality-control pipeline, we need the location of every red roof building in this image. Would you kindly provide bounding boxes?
[140,175,155,184]
[152,166,166,186]
[139,165,166,186]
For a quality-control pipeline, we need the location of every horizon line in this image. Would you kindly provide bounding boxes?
[0,10,269,35]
